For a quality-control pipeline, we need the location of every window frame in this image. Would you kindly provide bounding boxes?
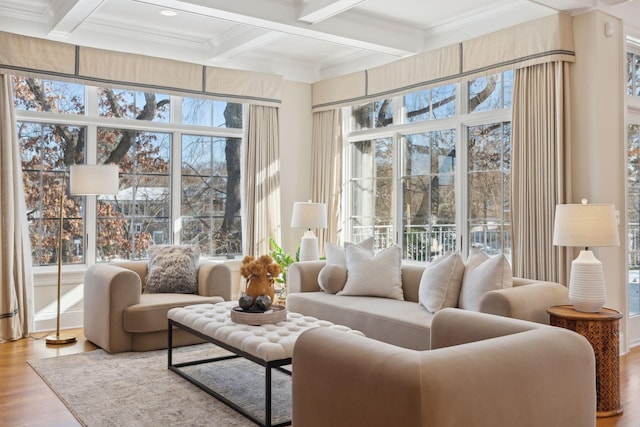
[341,77,512,260]
[14,84,244,274]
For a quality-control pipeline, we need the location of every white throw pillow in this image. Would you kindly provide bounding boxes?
[418,252,465,313]
[338,244,404,300]
[324,237,374,268]
[458,249,512,311]
[144,245,200,294]
[318,237,374,293]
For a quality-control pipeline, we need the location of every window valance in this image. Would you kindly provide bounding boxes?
[0,32,282,107]
[312,13,575,111]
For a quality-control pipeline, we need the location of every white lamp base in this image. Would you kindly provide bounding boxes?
[569,250,606,313]
[298,230,319,261]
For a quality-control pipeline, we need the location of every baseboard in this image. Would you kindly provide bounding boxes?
[34,309,83,333]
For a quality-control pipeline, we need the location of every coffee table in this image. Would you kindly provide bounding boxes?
[167,301,363,427]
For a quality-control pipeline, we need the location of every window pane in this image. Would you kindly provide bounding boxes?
[181,135,242,256]
[97,128,171,260]
[353,100,393,130]
[19,121,87,266]
[98,88,170,122]
[467,122,510,258]
[402,130,456,261]
[348,138,393,247]
[469,71,512,113]
[182,98,243,128]
[13,77,85,114]
[431,84,456,119]
[405,90,429,123]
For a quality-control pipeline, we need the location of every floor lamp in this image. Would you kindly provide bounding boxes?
[46,164,119,345]
[291,201,327,261]
[552,200,620,313]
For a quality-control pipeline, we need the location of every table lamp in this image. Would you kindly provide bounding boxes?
[46,163,119,345]
[552,199,620,313]
[291,201,327,261]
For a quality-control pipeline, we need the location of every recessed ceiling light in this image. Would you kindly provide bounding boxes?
[160,9,177,16]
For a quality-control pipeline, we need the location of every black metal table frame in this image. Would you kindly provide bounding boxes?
[167,319,292,427]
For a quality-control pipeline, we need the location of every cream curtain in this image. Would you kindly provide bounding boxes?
[0,74,33,341]
[511,62,572,284]
[243,105,281,256]
[309,109,342,255]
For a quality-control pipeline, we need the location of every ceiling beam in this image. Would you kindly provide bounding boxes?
[48,0,107,38]
[207,27,286,61]
[296,0,367,24]
[132,0,419,56]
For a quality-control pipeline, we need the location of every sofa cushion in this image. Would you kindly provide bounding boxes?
[286,291,433,350]
[418,252,465,313]
[144,245,200,294]
[339,245,404,300]
[123,293,223,333]
[458,249,512,311]
[319,238,374,293]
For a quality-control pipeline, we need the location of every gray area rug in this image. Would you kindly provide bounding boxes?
[28,344,291,426]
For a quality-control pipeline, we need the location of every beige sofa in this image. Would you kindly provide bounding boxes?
[83,260,232,353]
[287,260,570,350]
[293,308,596,427]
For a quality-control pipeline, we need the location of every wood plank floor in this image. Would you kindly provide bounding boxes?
[1,328,639,426]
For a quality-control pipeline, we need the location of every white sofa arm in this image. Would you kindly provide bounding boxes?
[287,261,326,293]
[479,282,569,324]
[83,264,141,353]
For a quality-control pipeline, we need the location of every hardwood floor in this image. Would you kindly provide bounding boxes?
[1,329,639,426]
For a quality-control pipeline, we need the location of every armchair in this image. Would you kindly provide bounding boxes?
[83,260,232,353]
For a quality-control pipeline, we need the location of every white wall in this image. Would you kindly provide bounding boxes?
[278,80,314,256]
[571,10,630,352]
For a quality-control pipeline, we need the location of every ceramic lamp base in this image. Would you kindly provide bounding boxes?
[569,250,606,313]
[298,230,319,261]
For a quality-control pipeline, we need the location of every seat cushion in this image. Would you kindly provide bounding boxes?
[123,293,223,333]
[287,292,433,350]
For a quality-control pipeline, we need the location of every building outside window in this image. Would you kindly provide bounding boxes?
[13,77,244,267]
[343,71,512,262]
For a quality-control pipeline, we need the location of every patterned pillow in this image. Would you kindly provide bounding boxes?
[144,245,200,294]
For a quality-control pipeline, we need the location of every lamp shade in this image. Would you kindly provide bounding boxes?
[553,203,619,248]
[69,164,119,195]
[291,202,327,229]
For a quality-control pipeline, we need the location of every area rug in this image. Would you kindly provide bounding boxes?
[28,344,291,426]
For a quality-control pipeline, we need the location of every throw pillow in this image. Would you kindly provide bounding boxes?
[324,237,375,267]
[317,264,348,294]
[318,237,374,293]
[418,252,465,313]
[338,244,404,300]
[144,244,200,294]
[458,249,512,311]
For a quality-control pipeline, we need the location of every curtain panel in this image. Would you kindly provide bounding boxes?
[309,109,342,255]
[312,13,574,111]
[511,62,572,284]
[0,74,34,341]
[243,105,282,257]
[0,32,282,107]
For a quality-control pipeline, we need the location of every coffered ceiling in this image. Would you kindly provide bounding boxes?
[0,0,638,82]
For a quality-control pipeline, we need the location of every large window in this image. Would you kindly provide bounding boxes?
[627,46,640,317]
[344,71,512,261]
[14,77,244,266]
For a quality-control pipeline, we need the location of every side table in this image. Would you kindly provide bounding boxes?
[547,305,623,417]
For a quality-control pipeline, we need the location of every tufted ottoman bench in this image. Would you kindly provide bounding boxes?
[167,301,363,427]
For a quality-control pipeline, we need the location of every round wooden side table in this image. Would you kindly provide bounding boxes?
[547,305,623,418]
